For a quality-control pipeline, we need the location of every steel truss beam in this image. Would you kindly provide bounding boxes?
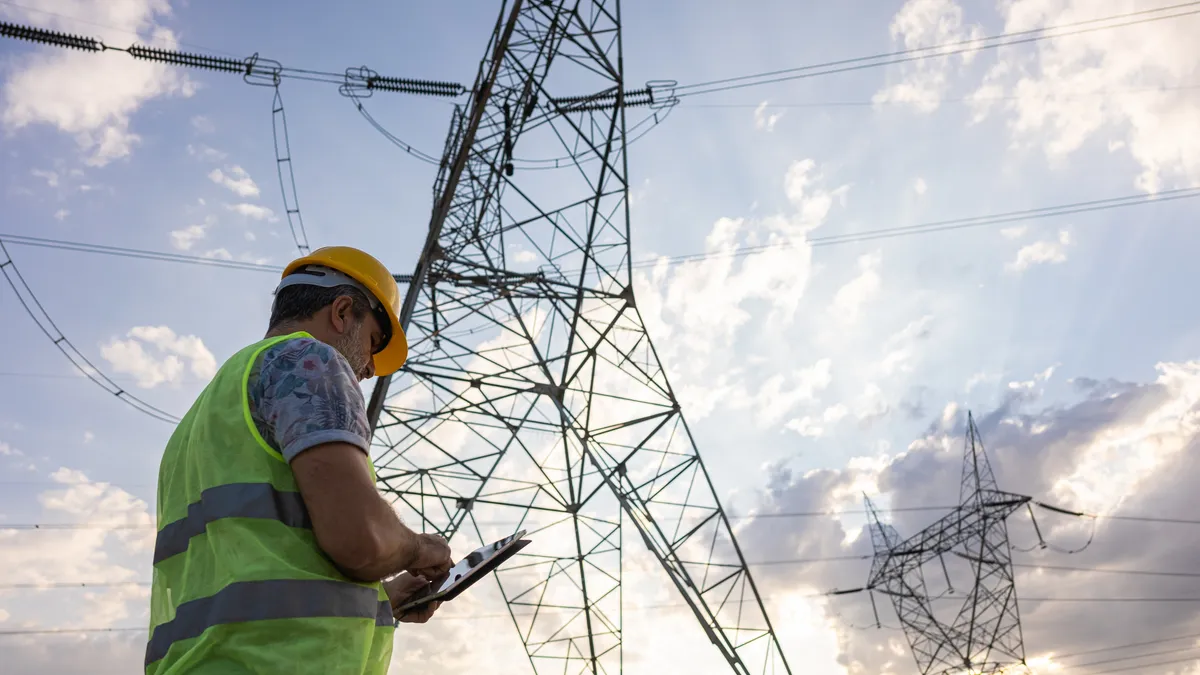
[865,413,1031,675]
[366,1,786,673]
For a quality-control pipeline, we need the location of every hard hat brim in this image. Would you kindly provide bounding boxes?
[372,310,407,378]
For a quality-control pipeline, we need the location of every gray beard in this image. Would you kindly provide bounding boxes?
[333,319,370,380]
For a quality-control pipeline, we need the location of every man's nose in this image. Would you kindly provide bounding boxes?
[363,358,376,381]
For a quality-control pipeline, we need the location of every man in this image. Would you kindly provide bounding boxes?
[147,246,454,674]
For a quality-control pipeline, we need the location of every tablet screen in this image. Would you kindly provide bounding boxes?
[396,530,530,614]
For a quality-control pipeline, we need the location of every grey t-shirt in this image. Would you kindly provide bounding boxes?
[246,337,371,462]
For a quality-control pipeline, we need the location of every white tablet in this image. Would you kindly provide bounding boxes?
[395,530,531,616]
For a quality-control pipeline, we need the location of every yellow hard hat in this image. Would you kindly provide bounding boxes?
[280,246,408,377]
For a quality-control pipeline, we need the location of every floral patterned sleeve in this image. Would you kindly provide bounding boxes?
[247,337,371,462]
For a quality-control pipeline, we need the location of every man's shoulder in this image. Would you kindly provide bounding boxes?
[249,335,370,460]
[260,335,342,369]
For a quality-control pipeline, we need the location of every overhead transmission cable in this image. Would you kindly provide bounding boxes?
[0,241,180,424]
[271,86,312,255]
[682,83,1200,111]
[547,186,1200,278]
[670,1,1200,99]
[0,20,466,97]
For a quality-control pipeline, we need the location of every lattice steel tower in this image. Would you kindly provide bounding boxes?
[365,1,791,673]
[864,413,1031,675]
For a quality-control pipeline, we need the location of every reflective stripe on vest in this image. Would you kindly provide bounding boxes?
[145,579,392,666]
[154,482,311,564]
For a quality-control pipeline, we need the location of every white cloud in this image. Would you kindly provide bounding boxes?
[785,416,825,438]
[879,315,933,376]
[957,1,1200,191]
[100,325,216,388]
[31,169,58,187]
[0,2,196,166]
[755,358,834,426]
[636,159,848,421]
[1007,229,1071,272]
[1000,225,1028,239]
[169,215,215,251]
[828,252,882,324]
[823,403,849,424]
[753,101,784,132]
[0,466,154,667]
[83,431,95,444]
[0,441,23,456]
[224,202,276,221]
[512,250,537,264]
[187,143,227,162]
[783,403,850,439]
[913,177,927,195]
[208,166,260,198]
[873,0,984,112]
[53,208,69,221]
[190,115,214,134]
[855,382,889,421]
[244,231,257,242]
[170,224,206,251]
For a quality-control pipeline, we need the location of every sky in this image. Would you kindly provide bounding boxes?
[1,0,1199,673]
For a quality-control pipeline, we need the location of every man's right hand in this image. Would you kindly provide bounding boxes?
[408,533,453,580]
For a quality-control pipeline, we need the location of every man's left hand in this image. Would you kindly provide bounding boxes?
[384,572,443,624]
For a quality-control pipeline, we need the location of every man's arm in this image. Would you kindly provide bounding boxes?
[248,338,452,582]
[291,442,450,581]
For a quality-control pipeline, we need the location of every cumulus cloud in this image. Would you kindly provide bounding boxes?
[0,441,23,456]
[1007,229,1071,272]
[169,215,215,251]
[100,325,216,388]
[880,0,1200,191]
[190,115,214,134]
[635,158,849,421]
[913,177,927,195]
[0,467,155,672]
[53,208,69,221]
[735,359,1200,673]
[224,203,276,221]
[828,252,882,325]
[754,101,784,132]
[1000,225,1028,239]
[879,315,933,376]
[208,166,259,198]
[873,0,984,112]
[186,143,226,162]
[0,1,195,166]
[31,169,58,188]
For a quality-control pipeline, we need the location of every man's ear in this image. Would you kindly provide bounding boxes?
[329,295,355,333]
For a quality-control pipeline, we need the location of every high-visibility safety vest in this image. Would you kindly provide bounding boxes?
[147,332,394,674]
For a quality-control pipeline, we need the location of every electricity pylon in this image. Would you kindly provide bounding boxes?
[864,413,1031,675]
[365,1,790,674]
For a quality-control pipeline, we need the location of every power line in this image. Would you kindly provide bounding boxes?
[0,0,241,56]
[1070,645,1200,671]
[543,186,1200,278]
[681,83,1200,110]
[0,233,285,273]
[10,183,1195,286]
[0,240,180,424]
[1011,563,1200,579]
[0,233,415,283]
[11,505,1200,531]
[0,20,465,97]
[271,86,312,255]
[672,2,1200,98]
[1084,654,1200,675]
[1049,631,1200,660]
